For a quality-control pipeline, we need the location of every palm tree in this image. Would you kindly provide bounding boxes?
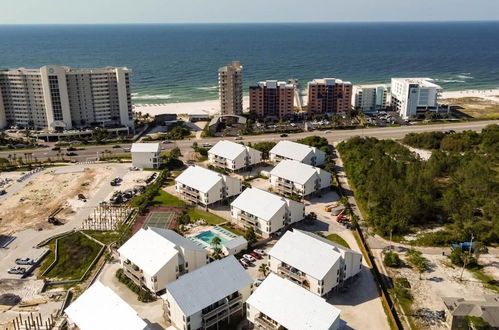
[211,236,222,249]
[212,247,223,260]
[258,263,270,277]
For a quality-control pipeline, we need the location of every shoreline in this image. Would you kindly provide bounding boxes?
[133,88,499,117]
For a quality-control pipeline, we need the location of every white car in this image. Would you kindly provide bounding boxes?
[254,249,266,256]
[8,266,26,274]
[15,258,34,265]
[243,254,256,262]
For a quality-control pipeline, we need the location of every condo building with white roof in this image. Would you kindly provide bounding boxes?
[268,230,362,297]
[208,140,262,171]
[269,159,331,197]
[117,227,208,293]
[0,65,134,131]
[246,273,341,330]
[352,84,390,113]
[269,140,326,166]
[162,256,253,330]
[65,281,148,330]
[175,165,242,207]
[130,143,161,169]
[230,188,305,238]
[391,78,442,119]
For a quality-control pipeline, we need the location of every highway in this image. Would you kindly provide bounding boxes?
[1,120,497,162]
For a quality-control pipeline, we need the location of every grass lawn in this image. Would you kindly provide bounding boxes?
[43,232,103,280]
[187,208,227,225]
[326,233,350,248]
[83,230,121,245]
[152,189,186,207]
[220,223,245,236]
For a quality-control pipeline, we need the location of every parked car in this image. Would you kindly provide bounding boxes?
[15,258,34,265]
[250,252,262,260]
[129,166,139,171]
[8,266,26,274]
[239,261,248,269]
[243,254,256,262]
[51,146,61,151]
[112,145,121,148]
[254,249,266,256]
[279,133,288,137]
[234,136,243,140]
[202,143,212,148]
[239,258,250,267]
[0,190,6,196]
[123,148,131,152]
[67,147,76,151]
[162,140,172,144]
[65,152,77,156]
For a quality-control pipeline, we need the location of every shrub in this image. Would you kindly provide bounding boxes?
[383,251,402,267]
[116,269,155,302]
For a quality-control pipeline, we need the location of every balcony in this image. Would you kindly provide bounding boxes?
[278,265,309,289]
[202,294,243,328]
[254,314,283,330]
[240,213,258,226]
[123,263,144,286]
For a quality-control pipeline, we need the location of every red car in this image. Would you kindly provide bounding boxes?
[239,261,248,269]
[250,252,262,260]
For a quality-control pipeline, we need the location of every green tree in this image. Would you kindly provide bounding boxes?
[211,236,222,249]
[383,251,402,267]
[252,141,276,160]
[406,249,429,280]
[258,263,270,277]
[244,227,257,246]
[212,247,223,260]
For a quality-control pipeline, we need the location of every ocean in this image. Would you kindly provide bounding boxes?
[0,22,498,104]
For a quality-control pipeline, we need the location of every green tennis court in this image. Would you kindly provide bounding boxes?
[143,211,175,230]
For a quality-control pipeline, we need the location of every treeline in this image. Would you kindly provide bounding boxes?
[402,125,498,153]
[338,125,499,245]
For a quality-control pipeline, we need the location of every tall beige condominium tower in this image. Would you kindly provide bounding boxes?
[218,61,243,115]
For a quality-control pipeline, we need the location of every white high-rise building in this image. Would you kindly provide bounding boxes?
[391,78,441,119]
[352,84,390,113]
[0,65,134,131]
[218,61,243,115]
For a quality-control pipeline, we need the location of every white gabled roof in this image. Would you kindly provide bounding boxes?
[270,140,314,162]
[269,230,350,280]
[269,159,318,185]
[118,227,204,276]
[65,281,148,330]
[247,273,340,330]
[208,140,247,160]
[175,166,224,193]
[131,143,160,153]
[164,256,252,317]
[231,188,287,221]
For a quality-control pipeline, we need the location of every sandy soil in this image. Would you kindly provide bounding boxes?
[387,253,496,329]
[104,170,159,202]
[0,167,113,235]
[439,89,499,118]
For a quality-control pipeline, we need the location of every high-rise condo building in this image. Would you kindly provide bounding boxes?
[218,61,243,116]
[249,80,295,119]
[391,78,441,119]
[307,78,352,115]
[0,65,134,131]
[352,84,390,113]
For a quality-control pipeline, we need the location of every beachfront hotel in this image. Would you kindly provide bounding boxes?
[391,78,442,119]
[0,65,134,131]
[117,227,209,294]
[307,78,352,115]
[218,61,243,116]
[249,80,295,119]
[230,187,305,238]
[352,84,390,113]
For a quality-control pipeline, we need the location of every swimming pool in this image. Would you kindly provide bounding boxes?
[195,230,229,246]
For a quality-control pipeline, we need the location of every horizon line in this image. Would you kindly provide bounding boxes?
[1,19,499,26]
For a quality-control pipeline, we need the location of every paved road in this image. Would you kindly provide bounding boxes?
[1,120,497,162]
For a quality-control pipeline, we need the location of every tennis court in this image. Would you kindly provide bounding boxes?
[142,211,175,230]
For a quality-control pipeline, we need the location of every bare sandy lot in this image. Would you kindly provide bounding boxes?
[0,167,113,235]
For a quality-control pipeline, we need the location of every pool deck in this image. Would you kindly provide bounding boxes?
[186,225,240,252]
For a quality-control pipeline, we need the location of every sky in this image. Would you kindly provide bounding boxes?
[1,0,499,24]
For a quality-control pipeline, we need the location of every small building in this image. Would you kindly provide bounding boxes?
[117,227,209,293]
[269,140,326,166]
[246,273,341,330]
[269,159,331,198]
[442,295,499,330]
[230,188,305,238]
[162,256,253,330]
[65,281,148,330]
[131,143,161,169]
[175,165,242,207]
[268,229,362,297]
[208,140,262,171]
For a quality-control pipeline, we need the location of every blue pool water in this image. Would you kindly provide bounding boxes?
[196,230,229,246]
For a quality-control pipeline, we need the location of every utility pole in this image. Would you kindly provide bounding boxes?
[390,230,393,251]
[459,233,474,281]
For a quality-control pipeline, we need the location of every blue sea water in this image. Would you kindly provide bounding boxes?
[0,22,498,104]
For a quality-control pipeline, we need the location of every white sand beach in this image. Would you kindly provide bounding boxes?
[440,88,499,101]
